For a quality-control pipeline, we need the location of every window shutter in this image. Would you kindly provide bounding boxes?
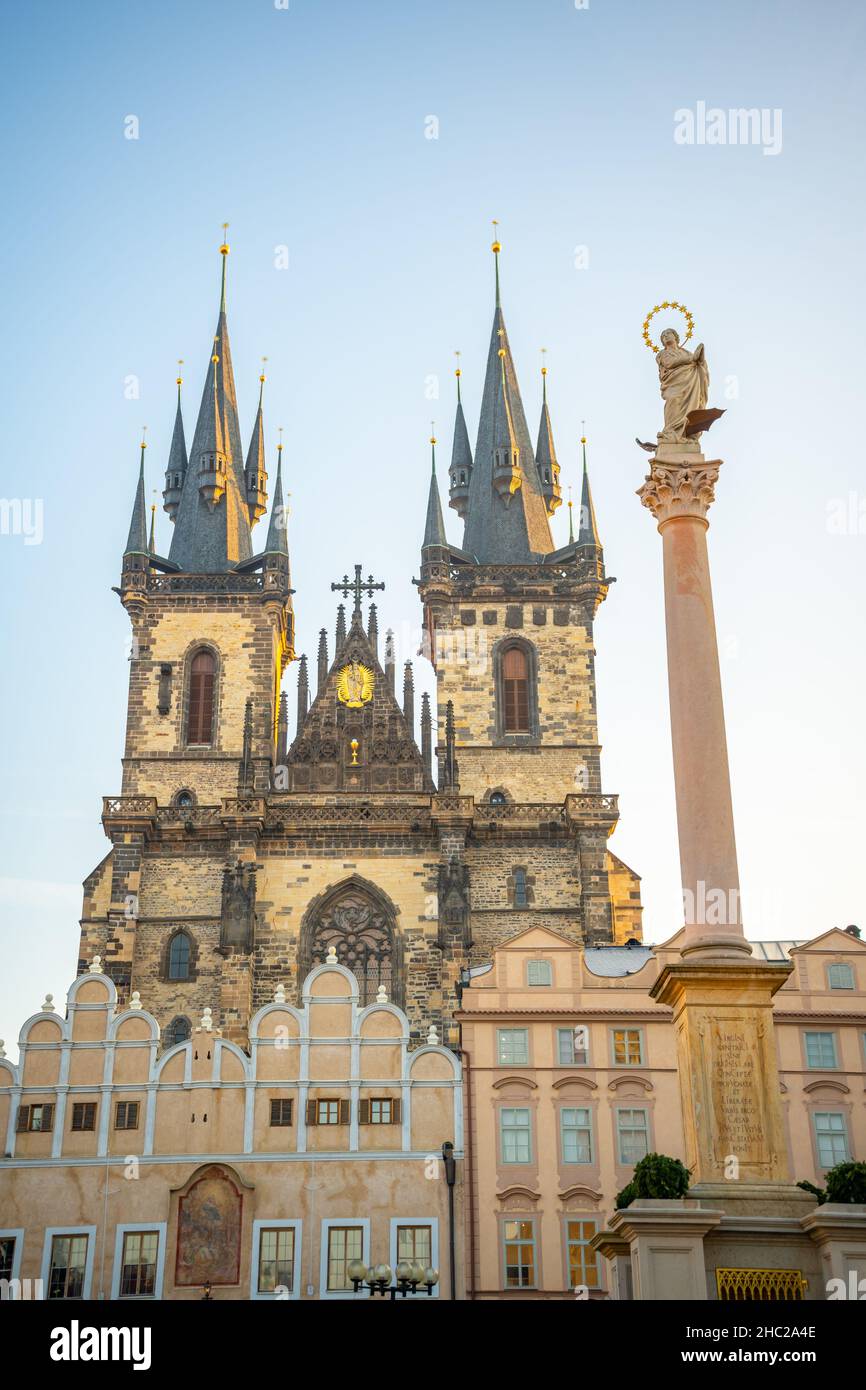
[305,1099,318,1126]
[285,1099,293,1125]
[115,1102,126,1129]
[127,1102,139,1129]
[16,1106,29,1132]
[339,1099,351,1125]
[391,1098,402,1125]
[42,1103,55,1132]
[359,1099,371,1125]
[270,1099,279,1126]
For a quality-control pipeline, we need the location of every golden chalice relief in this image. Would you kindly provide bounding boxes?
[337,660,374,708]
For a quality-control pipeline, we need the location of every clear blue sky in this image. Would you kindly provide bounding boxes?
[1,0,864,1053]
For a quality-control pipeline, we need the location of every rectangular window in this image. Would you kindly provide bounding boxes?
[500,1107,532,1164]
[805,1032,838,1068]
[48,1234,88,1299]
[269,1099,294,1127]
[396,1224,432,1268]
[814,1112,850,1168]
[71,1103,97,1132]
[617,1108,649,1165]
[17,1103,55,1133]
[503,1219,536,1289]
[258,1227,295,1294]
[513,869,529,908]
[560,1107,593,1164]
[119,1231,159,1297]
[497,1029,529,1065]
[0,1237,15,1281]
[317,1100,340,1125]
[566,1219,600,1291]
[557,1027,588,1066]
[828,963,854,990]
[611,1029,643,1066]
[370,1099,393,1125]
[327,1226,363,1292]
[115,1102,140,1131]
[527,959,552,987]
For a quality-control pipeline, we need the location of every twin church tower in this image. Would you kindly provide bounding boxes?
[84,237,642,1047]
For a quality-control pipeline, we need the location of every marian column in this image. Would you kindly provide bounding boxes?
[637,316,793,1192]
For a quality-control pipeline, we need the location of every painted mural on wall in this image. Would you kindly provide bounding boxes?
[175,1166,243,1286]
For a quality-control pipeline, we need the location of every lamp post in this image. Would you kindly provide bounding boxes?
[347,1259,439,1299]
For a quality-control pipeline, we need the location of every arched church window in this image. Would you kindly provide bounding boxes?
[300,885,402,1009]
[164,1016,191,1048]
[502,645,530,733]
[168,932,191,981]
[187,650,216,745]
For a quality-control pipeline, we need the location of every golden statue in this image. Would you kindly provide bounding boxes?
[337,661,374,708]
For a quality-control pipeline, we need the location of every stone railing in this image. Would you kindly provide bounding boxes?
[481,802,568,823]
[565,793,619,820]
[156,805,222,826]
[102,796,158,819]
[266,803,433,830]
[148,572,264,594]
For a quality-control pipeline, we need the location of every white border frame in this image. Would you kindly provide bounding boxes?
[250,1219,302,1300]
[110,1222,167,1300]
[40,1225,97,1300]
[319,1217,370,1299]
[388,1217,439,1299]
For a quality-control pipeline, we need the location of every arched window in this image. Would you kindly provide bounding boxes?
[187,650,216,745]
[168,932,191,981]
[299,883,402,1008]
[164,1016,191,1048]
[502,646,530,733]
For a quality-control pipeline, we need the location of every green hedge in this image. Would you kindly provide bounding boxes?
[615,1152,691,1209]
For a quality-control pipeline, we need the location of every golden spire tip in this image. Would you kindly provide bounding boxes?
[220,221,230,255]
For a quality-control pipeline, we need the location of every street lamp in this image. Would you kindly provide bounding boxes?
[347,1259,439,1299]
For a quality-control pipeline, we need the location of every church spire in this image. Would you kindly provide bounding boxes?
[244,359,269,526]
[576,433,602,550]
[124,433,150,557]
[162,364,188,521]
[423,432,448,548]
[167,235,253,572]
[461,233,554,563]
[535,351,562,516]
[447,354,473,518]
[263,435,288,555]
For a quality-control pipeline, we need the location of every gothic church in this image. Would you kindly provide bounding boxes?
[79,237,642,1048]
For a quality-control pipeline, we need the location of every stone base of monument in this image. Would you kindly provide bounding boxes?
[593,1192,866,1300]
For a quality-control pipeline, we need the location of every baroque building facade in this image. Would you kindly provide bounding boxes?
[78,238,642,1053]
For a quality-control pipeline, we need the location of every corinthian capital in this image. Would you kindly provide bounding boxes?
[637,456,721,526]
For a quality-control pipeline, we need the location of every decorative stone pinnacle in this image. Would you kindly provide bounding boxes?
[325,946,338,965]
[41,994,55,1013]
[426,1023,439,1045]
[129,991,142,1010]
[637,457,721,527]
[88,954,103,974]
[376,984,388,1004]
[274,984,287,1004]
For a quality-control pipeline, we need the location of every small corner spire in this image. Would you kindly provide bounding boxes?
[264,428,288,555]
[124,428,150,557]
[576,427,603,549]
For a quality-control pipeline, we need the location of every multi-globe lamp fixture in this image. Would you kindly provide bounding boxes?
[347,1257,439,1299]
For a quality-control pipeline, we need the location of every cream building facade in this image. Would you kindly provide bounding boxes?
[457,924,866,1299]
[0,959,461,1301]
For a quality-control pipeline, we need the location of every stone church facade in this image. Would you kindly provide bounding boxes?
[78,237,642,1054]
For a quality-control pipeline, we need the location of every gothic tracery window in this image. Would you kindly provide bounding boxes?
[300,886,401,1008]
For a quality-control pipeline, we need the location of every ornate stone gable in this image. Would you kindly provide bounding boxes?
[284,613,433,794]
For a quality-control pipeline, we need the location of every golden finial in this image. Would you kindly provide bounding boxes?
[430,419,437,446]
[581,418,587,446]
[140,425,147,450]
[454,350,461,379]
[212,334,219,367]
[176,358,184,387]
[497,348,506,359]
[277,425,283,454]
[491,219,501,255]
[540,347,547,377]
[260,355,268,384]
[220,222,230,256]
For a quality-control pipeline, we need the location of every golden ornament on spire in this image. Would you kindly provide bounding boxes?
[260,355,268,384]
[491,219,501,255]
[540,347,548,378]
[454,350,461,379]
[220,222,230,256]
[176,358,184,387]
